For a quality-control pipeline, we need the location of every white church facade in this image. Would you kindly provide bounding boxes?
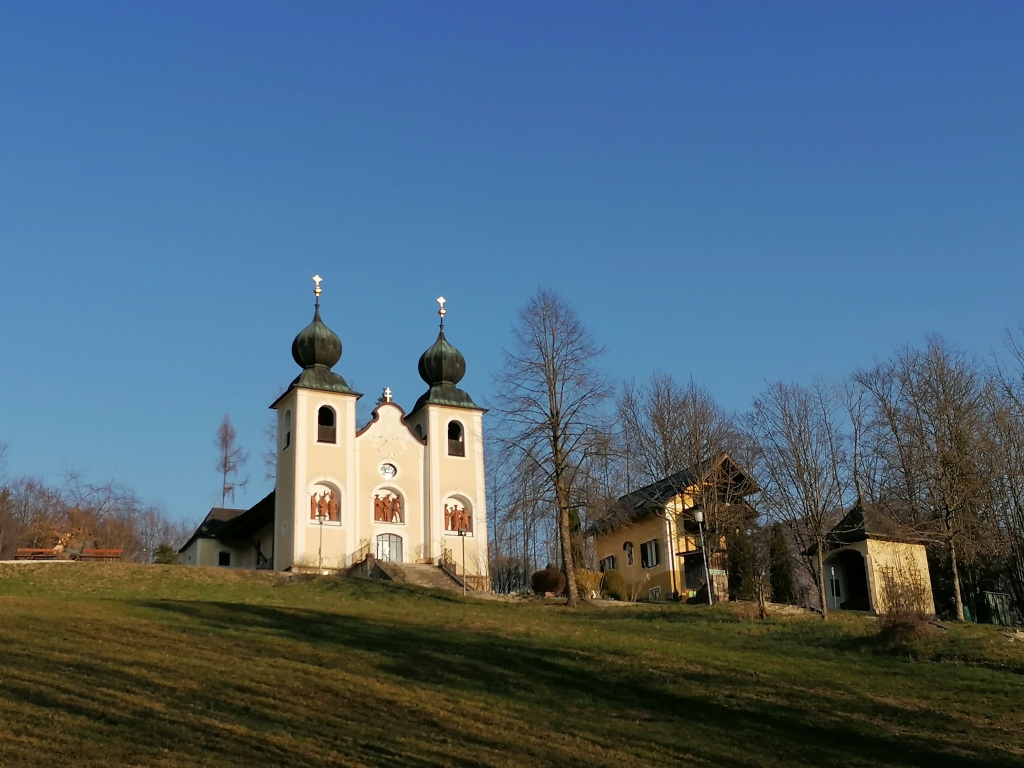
[179,279,490,586]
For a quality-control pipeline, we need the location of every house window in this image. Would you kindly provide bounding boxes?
[640,539,660,568]
[448,421,465,456]
[623,541,634,566]
[218,551,231,567]
[600,555,616,572]
[317,406,336,443]
[282,410,292,450]
[649,586,662,602]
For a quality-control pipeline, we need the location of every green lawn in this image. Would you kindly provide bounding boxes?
[1,563,1022,767]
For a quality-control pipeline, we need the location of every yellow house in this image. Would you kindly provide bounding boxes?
[180,282,490,586]
[820,499,936,616]
[590,454,759,602]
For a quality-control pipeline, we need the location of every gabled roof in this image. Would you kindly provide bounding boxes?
[590,453,758,535]
[216,491,275,541]
[824,498,939,550]
[178,506,247,553]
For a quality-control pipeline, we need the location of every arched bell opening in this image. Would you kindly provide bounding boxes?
[447,421,465,456]
[317,406,337,443]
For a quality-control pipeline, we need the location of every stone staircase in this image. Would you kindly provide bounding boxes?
[393,563,467,594]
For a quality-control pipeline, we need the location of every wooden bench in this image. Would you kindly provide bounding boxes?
[78,548,123,562]
[15,548,58,560]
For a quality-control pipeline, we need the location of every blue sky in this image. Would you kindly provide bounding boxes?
[2,3,1022,523]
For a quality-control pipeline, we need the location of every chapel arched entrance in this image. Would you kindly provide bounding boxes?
[824,548,871,612]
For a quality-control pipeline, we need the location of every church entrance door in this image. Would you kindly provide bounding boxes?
[376,533,403,563]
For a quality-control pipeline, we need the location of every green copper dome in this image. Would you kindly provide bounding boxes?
[418,329,466,386]
[411,317,480,413]
[283,303,356,397]
[292,305,342,369]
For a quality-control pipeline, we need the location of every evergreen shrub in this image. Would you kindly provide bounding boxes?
[602,568,626,600]
[531,567,566,595]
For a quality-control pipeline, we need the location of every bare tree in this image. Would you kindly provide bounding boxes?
[263,411,278,484]
[854,337,989,621]
[493,289,612,607]
[985,326,1024,609]
[620,373,740,485]
[0,443,9,557]
[618,373,749,596]
[745,380,847,620]
[982,393,1024,610]
[215,415,248,507]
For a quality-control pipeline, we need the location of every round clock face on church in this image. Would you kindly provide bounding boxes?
[379,463,397,479]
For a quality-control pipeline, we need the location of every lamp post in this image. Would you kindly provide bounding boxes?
[694,509,713,605]
[458,527,468,596]
[316,509,327,574]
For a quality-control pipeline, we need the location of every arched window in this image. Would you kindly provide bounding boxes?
[282,410,292,451]
[623,541,634,566]
[317,406,336,443]
[376,533,403,563]
[447,421,465,456]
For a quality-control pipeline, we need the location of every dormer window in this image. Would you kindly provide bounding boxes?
[448,421,465,456]
[318,406,336,443]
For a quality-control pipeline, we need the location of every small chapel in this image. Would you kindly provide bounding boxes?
[179,278,490,585]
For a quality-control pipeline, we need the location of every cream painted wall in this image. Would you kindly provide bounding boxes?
[178,540,198,566]
[295,389,358,570]
[595,514,679,600]
[424,405,488,580]
[274,389,298,570]
[865,539,936,615]
[193,538,232,567]
[354,403,428,566]
[269,388,489,580]
[824,539,935,615]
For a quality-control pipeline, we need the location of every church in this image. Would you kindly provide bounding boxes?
[179,278,490,586]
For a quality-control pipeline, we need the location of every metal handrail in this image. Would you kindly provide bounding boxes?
[438,559,471,591]
[345,542,372,568]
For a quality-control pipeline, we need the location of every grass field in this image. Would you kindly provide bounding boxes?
[1,563,1022,767]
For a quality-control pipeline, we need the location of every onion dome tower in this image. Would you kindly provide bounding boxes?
[285,275,357,396]
[411,297,479,412]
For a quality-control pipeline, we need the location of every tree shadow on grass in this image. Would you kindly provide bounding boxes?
[132,599,1023,768]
